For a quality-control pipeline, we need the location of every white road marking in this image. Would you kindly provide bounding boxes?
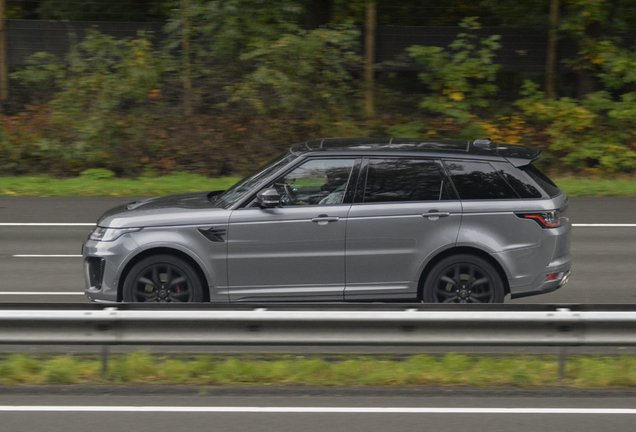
[12,255,82,258]
[0,406,634,414]
[0,292,83,295]
[0,223,95,226]
[573,224,636,227]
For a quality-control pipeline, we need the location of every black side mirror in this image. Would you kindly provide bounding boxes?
[256,188,281,208]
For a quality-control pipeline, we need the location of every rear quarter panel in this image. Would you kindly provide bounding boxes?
[457,198,567,288]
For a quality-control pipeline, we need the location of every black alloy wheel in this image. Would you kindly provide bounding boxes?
[122,255,204,302]
[423,254,504,304]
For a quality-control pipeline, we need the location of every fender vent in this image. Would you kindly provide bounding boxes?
[198,227,227,242]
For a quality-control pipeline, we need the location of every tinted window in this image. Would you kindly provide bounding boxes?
[273,159,355,206]
[363,159,450,203]
[522,164,562,198]
[491,161,543,199]
[444,160,518,200]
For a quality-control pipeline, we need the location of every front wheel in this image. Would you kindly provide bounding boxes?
[422,254,505,304]
[122,255,204,303]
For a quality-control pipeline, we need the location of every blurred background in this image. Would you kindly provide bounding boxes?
[1,0,636,180]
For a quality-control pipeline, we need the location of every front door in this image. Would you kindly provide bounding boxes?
[227,158,357,301]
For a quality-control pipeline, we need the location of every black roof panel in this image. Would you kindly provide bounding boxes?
[290,138,541,163]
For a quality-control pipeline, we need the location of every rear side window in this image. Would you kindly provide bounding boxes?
[363,158,451,203]
[522,164,562,198]
[444,160,518,200]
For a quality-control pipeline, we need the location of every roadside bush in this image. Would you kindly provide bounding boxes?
[516,81,636,173]
[228,23,362,120]
[7,9,636,178]
[8,30,164,175]
[407,17,501,124]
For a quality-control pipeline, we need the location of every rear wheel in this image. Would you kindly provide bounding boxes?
[422,254,504,304]
[122,255,204,303]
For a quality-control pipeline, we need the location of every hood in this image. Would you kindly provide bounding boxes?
[97,191,229,228]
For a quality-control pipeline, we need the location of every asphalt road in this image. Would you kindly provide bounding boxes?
[1,197,636,427]
[0,196,635,304]
[1,386,635,432]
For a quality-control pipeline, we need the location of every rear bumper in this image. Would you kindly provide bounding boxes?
[509,253,572,299]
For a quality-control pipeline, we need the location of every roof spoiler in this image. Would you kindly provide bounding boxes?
[506,149,542,167]
[470,138,542,167]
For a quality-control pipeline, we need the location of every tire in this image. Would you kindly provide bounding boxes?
[122,254,204,303]
[422,254,505,304]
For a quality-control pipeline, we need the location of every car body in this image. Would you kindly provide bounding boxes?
[83,137,571,303]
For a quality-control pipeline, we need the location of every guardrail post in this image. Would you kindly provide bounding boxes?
[101,345,109,377]
[555,308,572,379]
[558,346,566,379]
[98,307,117,377]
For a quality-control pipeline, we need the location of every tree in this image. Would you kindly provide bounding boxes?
[560,0,636,96]
[304,0,334,29]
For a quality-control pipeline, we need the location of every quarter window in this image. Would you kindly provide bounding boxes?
[363,159,450,203]
[490,161,543,199]
[522,164,562,198]
[444,160,518,200]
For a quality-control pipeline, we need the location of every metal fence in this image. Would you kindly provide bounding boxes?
[6,19,164,66]
[1,304,636,376]
[9,19,631,72]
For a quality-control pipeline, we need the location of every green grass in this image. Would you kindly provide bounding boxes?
[0,173,241,197]
[0,173,634,197]
[553,177,636,197]
[1,353,636,388]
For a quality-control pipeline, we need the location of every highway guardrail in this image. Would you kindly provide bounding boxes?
[1,305,634,376]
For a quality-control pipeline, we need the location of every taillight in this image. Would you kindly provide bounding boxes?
[516,211,561,228]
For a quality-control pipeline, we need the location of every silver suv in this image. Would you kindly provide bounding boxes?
[83,138,571,304]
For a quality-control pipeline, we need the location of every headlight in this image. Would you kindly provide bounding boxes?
[89,227,142,242]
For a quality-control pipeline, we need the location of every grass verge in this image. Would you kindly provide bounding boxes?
[0,174,635,197]
[552,177,636,197]
[1,353,636,388]
[0,174,241,197]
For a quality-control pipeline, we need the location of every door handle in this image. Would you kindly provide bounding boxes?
[312,215,340,223]
[421,211,451,218]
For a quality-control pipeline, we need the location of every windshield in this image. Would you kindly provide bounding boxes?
[215,151,297,209]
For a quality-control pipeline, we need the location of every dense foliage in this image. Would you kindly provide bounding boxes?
[3,1,636,176]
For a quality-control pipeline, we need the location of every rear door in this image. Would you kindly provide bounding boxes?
[344,158,462,301]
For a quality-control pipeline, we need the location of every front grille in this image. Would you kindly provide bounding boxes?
[86,257,105,289]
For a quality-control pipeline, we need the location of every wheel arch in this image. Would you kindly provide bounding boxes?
[417,246,510,301]
[117,247,210,302]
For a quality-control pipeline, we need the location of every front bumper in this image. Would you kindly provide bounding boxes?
[83,236,140,302]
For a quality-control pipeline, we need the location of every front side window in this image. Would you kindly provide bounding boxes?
[363,158,450,203]
[444,160,518,200]
[273,159,356,206]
